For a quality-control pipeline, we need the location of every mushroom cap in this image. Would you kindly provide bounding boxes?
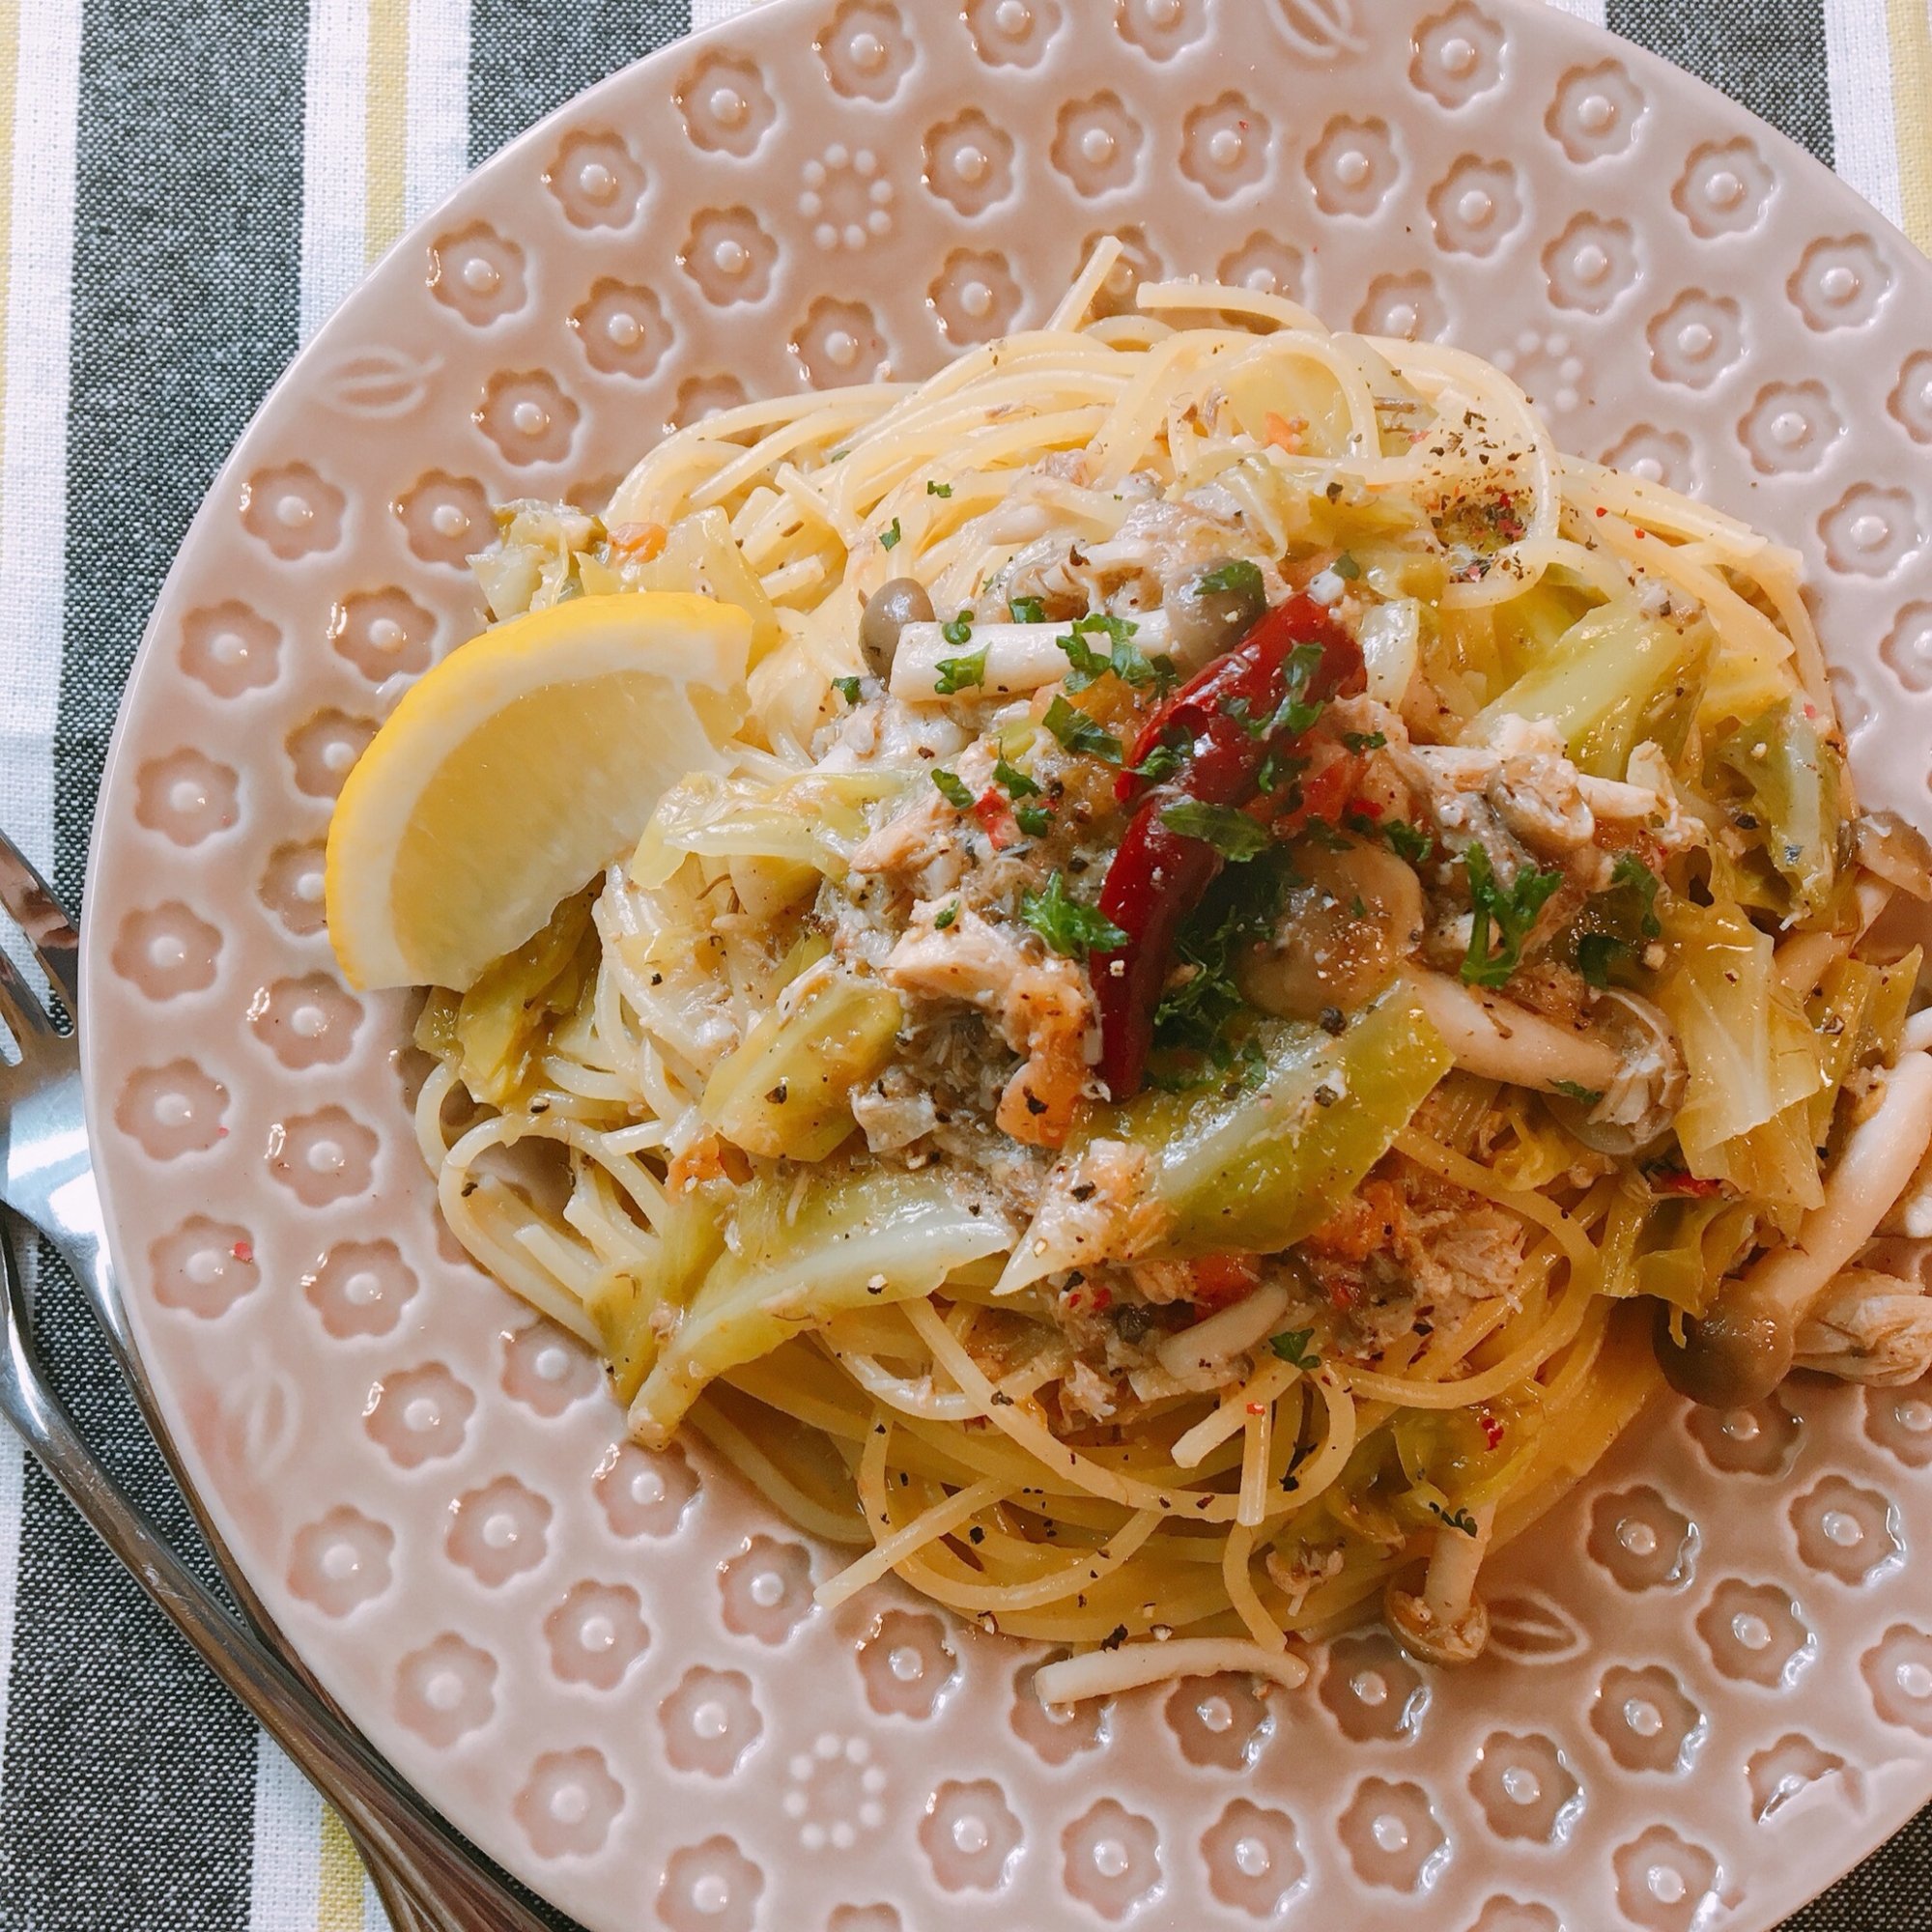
[1383,1581,1490,1667]
[1653,1291,1794,1409]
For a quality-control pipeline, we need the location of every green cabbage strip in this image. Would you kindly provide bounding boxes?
[1097,982,1453,1259]
[1653,898,1825,1212]
[630,1161,1010,1447]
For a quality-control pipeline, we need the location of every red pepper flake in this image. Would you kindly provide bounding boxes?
[1246,1402,1266,1415]
[1479,1411,1504,1451]
[1649,1170,1724,1199]
[972,788,1017,850]
[232,1241,253,1264]
[1595,505,1608,518]
[1089,1285,1113,1312]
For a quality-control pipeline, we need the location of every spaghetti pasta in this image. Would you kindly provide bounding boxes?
[359,244,1932,1697]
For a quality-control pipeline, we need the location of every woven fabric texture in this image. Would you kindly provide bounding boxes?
[0,0,1927,1925]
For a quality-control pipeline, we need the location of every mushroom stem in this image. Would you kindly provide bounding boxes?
[1662,1051,1932,1406]
[1773,875,1893,1000]
[890,615,1174,703]
[1422,1499,1495,1628]
[1409,972,1620,1095]
[1382,1498,1496,1666]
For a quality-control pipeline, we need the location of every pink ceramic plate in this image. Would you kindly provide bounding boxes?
[82,2,1932,1925]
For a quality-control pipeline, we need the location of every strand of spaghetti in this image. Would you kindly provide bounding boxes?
[690,398,912,511]
[1135,277,1326,334]
[434,1160,601,1345]
[1050,237,1125,333]
[895,1508,1165,1614]
[412,1060,461,1169]
[1221,1522,1285,1651]
[1033,1639,1309,1706]
[1559,453,1763,549]
[1172,1357,1300,1468]
[1570,508,1796,670]
[688,1397,872,1548]
[1394,1127,1600,1291]
[1218,328,1383,454]
[902,1299,1247,1521]
[773,461,865,552]
[1237,1402,1274,1529]
[1339,1269,1597,1409]
[1747,547,1835,716]
[1269,1369,1356,1518]
[1087,330,1258,488]
[815,1473,1012,1608]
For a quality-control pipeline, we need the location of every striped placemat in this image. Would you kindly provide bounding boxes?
[0,2,1926,1926]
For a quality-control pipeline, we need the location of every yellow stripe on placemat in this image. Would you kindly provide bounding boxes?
[364,0,409,263]
[1888,0,1932,253]
[318,1804,368,1932]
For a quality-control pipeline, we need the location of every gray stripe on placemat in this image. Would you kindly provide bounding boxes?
[1606,0,1834,165]
[1,1,308,1926]
[467,0,693,165]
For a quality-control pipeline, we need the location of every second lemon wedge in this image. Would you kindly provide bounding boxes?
[326,592,751,991]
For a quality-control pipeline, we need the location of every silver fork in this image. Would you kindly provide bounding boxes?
[0,832,558,1932]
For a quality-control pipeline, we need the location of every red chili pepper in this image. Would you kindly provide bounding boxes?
[1093,596,1364,1097]
[1478,1411,1505,1451]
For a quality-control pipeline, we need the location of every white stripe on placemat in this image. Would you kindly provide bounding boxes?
[1823,0,1904,229]
[406,0,472,228]
[0,0,79,895]
[300,0,372,342]
[248,1735,325,1928]
[1541,0,1607,27]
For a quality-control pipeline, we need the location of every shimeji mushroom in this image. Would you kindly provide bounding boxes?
[1384,1499,1497,1667]
[1658,1052,1932,1408]
[1408,972,1685,1151]
[1792,1265,1932,1385]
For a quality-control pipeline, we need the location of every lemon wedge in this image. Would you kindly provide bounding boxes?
[326,592,751,991]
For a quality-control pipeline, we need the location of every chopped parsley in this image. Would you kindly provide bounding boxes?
[1015,803,1053,838]
[1429,1501,1481,1537]
[1195,558,1265,599]
[1611,853,1664,939]
[926,480,952,498]
[1576,933,1625,990]
[1270,1328,1320,1371]
[1461,845,1564,989]
[879,518,901,551]
[1226,641,1329,742]
[1385,819,1435,865]
[993,756,1040,799]
[931,769,974,810]
[1129,739,1186,784]
[1055,612,1177,698]
[1042,695,1122,764]
[933,902,958,930]
[933,646,988,696]
[833,675,864,705]
[1020,871,1127,959]
[1332,552,1361,582]
[1342,730,1387,754]
[1550,1079,1605,1106]
[1009,595,1047,624]
[1151,850,1293,1071]
[1160,799,1271,862]
[941,609,975,648]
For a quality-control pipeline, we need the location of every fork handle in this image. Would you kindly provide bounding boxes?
[0,1259,556,1932]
